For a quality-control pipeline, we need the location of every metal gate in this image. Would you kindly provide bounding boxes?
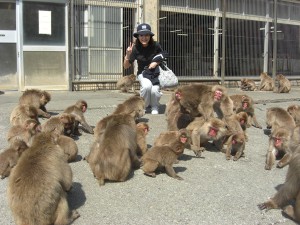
[70,0,300,90]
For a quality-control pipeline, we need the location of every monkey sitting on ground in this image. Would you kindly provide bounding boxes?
[264,126,296,170]
[7,131,80,225]
[230,94,262,129]
[136,122,149,156]
[240,78,257,91]
[266,107,296,132]
[116,74,136,93]
[258,72,274,91]
[7,119,41,146]
[64,99,94,135]
[174,84,230,119]
[10,104,39,126]
[274,74,291,93]
[58,135,78,162]
[258,150,300,223]
[165,92,194,131]
[88,114,140,185]
[112,95,145,121]
[141,134,188,180]
[0,140,28,179]
[287,104,300,125]
[42,113,75,136]
[223,114,247,160]
[186,117,228,156]
[19,89,51,118]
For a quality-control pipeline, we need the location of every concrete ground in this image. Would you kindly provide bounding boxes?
[0,87,300,225]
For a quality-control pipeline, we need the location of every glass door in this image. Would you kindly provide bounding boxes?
[0,1,18,90]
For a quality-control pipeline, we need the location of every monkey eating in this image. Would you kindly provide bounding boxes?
[63,99,94,135]
[240,78,257,91]
[19,88,51,118]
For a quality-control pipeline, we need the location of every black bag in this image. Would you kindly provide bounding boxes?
[142,66,160,85]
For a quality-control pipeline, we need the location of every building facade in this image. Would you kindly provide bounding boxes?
[1,0,300,91]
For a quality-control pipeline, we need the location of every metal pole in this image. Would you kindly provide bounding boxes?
[272,0,277,79]
[70,0,74,91]
[221,0,226,85]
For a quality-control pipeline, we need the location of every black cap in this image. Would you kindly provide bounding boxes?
[133,23,155,38]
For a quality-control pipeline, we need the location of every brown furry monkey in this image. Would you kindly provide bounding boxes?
[141,135,188,180]
[264,127,293,170]
[19,89,51,118]
[112,95,145,121]
[42,113,75,136]
[174,84,229,119]
[136,122,149,156]
[7,131,80,225]
[116,74,136,93]
[58,135,79,162]
[7,119,41,146]
[240,78,257,91]
[274,74,291,93]
[0,140,28,179]
[266,107,296,132]
[186,117,228,156]
[165,92,194,131]
[64,99,94,135]
[287,104,300,125]
[259,72,274,91]
[10,104,39,126]
[88,114,140,185]
[230,94,262,129]
[258,150,300,223]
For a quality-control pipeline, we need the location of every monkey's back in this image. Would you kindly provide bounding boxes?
[7,142,70,225]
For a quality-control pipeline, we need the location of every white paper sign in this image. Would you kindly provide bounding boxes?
[39,10,52,35]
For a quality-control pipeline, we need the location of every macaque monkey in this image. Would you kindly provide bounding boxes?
[136,122,149,156]
[287,104,300,125]
[230,94,262,129]
[274,74,291,93]
[7,131,80,225]
[10,104,39,126]
[64,99,94,135]
[58,135,78,162]
[116,74,136,93]
[258,151,300,223]
[42,113,75,136]
[259,72,274,91]
[240,78,257,91]
[112,95,145,121]
[224,132,246,161]
[213,95,234,119]
[93,113,136,141]
[88,114,140,185]
[7,119,41,146]
[153,129,190,148]
[222,113,247,160]
[19,89,51,118]
[264,127,293,170]
[174,84,229,119]
[0,140,28,179]
[165,92,194,131]
[266,107,296,132]
[141,135,188,180]
[186,117,228,156]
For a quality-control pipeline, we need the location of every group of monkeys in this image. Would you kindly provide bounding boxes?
[0,75,300,224]
[241,72,292,93]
